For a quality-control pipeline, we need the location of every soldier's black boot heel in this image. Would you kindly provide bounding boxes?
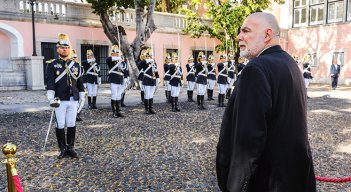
[111,100,118,118]
[149,99,156,114]
[175,97,180,112]
[116,100,125,117]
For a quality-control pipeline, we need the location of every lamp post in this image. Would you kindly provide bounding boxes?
[29,0,37,56]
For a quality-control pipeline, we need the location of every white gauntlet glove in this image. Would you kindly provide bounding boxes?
[77,92,85,113]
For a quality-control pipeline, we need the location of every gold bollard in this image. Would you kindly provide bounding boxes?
[2,143,19,192]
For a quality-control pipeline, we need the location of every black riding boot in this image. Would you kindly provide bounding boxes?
[144,99,150,114]
[171,97,176,112]
[165,91,169,102]
[207,90,211,101]
[88,97,92,109]
[210,90,214,100]
[187,91,193,102]
[200,95,206,110]
[149,98,156,114]
[121,93,127,107]
[226,89,232,99]
[190,91,194,102]
[116,100,125,117]
[218,94,222,107]
[111,100,118,118]
[66,127,78,158]
[167,91,171,103]
[55,128,66,159]
[141,91,145,104]
[221,94,226,107]
[197,95,201,109]
[76,112,83,121]
[175,97,180,112]
[92,96,97,109]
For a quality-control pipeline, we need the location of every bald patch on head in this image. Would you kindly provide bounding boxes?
[248,12,280,37]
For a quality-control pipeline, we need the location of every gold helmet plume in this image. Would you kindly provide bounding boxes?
[57,33,71,48]
[220,52,227,60]
[171,52,178,59]
[208,54,214,62]
[145,47,153,57]
[165,53,171,62]
[140,49,148,60]
[71,49,78,58]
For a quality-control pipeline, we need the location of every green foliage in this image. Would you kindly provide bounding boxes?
[155,0,185,13]
[183,0,284,53]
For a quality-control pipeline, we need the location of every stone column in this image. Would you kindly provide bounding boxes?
[24,56,45,90]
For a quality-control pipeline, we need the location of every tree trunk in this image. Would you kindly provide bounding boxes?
[98,0,157,88]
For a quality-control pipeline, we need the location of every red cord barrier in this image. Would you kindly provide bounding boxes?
[12,175,23,192]
[316,176,351,183]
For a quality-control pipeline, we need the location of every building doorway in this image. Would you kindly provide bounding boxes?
[81,44,109,83]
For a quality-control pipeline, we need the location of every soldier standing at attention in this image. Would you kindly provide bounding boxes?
[226,53,236,99]
[106,45,126,118]
[195,52,208,110]
[137,48,160,114]
[137,51,146,104]
[163,54,172,103]
[46,33,85,159]
[82,50,101,109]
[121,55,130,107]
[71,49,84,122]
[217,53,228,107]
[186,55,196,102]
[207,55,216,101]
[168,52,183,112]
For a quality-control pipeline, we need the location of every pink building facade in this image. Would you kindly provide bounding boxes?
[1,0,349,90]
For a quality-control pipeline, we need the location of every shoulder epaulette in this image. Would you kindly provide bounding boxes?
[45,59,55,64]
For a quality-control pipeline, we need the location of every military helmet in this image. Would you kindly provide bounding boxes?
[145,47,153,57]
[140,49,147,60]
[57,33,71,48]
[171,52,178,59]
[110,45,120,55]
[197,52,206,62]
[87,49,94,58]
[208,55,214,62]
[71,49,78,58]
[165,53,171,62]
[220,53,227,60]
[188,55,194,62]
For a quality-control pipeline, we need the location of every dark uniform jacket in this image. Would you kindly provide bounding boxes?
[169,63,182,86]
[106,56,126,84]
[303,63,313,79]
[46,58,84,101]
[217,62,228,85]
[216,45,316,192]
[186,63,196,82]
[137,60,144,81]
[82,60,100,84]
[163,63,171,81]
[195,62,207,85]
[137,59,159,86]
[228,60,235,79]
[207,63,216,80]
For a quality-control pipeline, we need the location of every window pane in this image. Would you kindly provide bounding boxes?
[301,8,307,23]
[318,7,324,21]
[295,0,301,7]
[311,8,317,22]
[294,10,300,24]
[301,0,307,6]
[328,3,336,20]
[349,0,351,20]
[336,1,344,19]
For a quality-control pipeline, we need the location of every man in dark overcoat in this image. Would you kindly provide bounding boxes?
[216,12,316,192]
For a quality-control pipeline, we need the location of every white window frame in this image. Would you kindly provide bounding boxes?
[310,4,324,25]
[327,0,344,23]
[308,53,318,67]
[332,52,344,66]
[293,0,308,27]
[347,0,351,21]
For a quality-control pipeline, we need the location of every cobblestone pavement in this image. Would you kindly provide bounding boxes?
[0,84,351,191]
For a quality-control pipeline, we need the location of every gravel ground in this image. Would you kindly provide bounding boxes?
[0,85,351,191]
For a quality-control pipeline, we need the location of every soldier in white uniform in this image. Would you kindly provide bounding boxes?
[163,54,172,103]
[106,45,126,118]
[46,34,85,159]
[207,55,216,101]
[195,52,208,110]
[217,53,229,107]
[82,50,101,109]
[168,52,183,112]
[186,55,196,102]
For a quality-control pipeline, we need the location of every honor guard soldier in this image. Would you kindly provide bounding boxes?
[168,52,183,112]
[163,54,172,103]
[121,55,130,107]
[72,49,84,121]
[106,45,126,118]
[237,57,247,79]
[82,50,101,109]
[207,55,216,101]
[186,55,196,102]
[137,51,147,104]
[137,48,160,114]
[217,53,229,107]
[226,53,236,99]
[46,33,85,159]
[195,52,208,110]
